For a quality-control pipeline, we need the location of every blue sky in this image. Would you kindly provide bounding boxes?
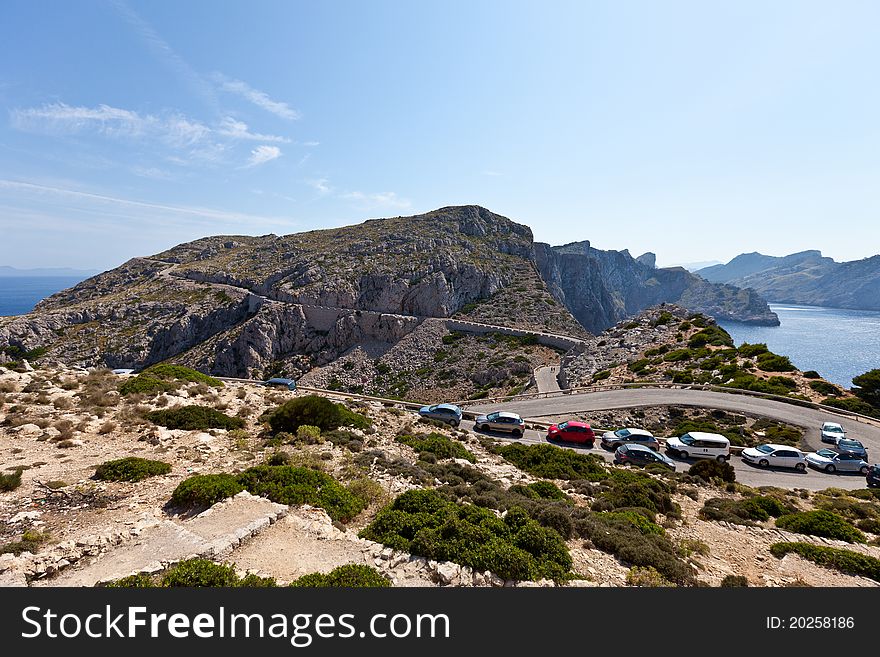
[1,0,879,270]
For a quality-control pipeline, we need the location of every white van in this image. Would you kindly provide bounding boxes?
[665,431,731,462]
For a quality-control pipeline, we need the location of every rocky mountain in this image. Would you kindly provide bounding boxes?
[535,241,778,333]
[696,251,880,310]
[0,206,777,379]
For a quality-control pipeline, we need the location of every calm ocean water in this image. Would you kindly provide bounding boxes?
[719,304,880,390]
[0,276,86,316]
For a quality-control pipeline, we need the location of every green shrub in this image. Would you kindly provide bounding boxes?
[763,424,803,447]
[591,477,679,518]
[592,370,611,382]
[809,380,842,396]
[289,564,390,588]
[119,364,222,395]
[775,510,866,543]
[104,574,155,588]
[237,465,366,522]
[0,467,23,492]
[509,481,568,501]
[360,490,571,581]
[94,457,171,482]
[767,376,797,390]
[769,542,880,583]
[688,325,734,348]
[688,459,736,484]
[700,495,790,524]
[0,530,50,555]
[396,432,475,462]
[852,369,880,408]
[671,371,694,384]
[820,397,880,418]
[756,352,796,372]
[738,343,770,357]
[161,559,240,587]
[267,395,370,433]
[626,566,674,587]
[803,370,821,379]
[856,518,880,534]
[628,358,651,373]
[296,424,322,442]
[652,311,674,327]
[719,575,749,587]
[147,405,245,431]
[663,349,693,362]
[170,474,244,508]
[322,429,364,452]
[499,443,607,481]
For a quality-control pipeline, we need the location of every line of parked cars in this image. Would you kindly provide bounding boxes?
[419,404,879,485]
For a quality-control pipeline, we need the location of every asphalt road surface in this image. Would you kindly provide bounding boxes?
[465,388,880,491]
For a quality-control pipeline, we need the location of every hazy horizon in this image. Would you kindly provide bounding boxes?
[4,1,880,270]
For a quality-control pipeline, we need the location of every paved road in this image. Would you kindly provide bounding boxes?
[466,388,880,491]
[533,366,561,394]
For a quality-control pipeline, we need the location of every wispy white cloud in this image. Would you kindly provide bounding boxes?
[306,178,332,195]
[111,0,218,110]
[341,191,411,210]
[481,170,502,177]
[0,179,293,227]
[211,72,300,120]
[217,117,290,143]
[303,140,320,147]
[246,145,282,168]
[131,165,174,180]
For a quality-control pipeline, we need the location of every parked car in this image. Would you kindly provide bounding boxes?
[740,444,806,471]
[263,377,297,391]
[601,428,659,451]
[835,438,868,460]
[805,449,870,474]
[417,403,463,427]
[474,411,525,437]
[614,443,676,471]
[867,464,880,487]
[547,421,595,447]
[820,421,847,444]
[665,431,731,462]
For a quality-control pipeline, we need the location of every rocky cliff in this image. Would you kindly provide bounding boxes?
[0,205,778,378]
[535,241,779,333]
[696,251,880,311]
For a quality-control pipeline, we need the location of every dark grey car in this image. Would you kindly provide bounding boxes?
[805,449,870,474]
[417,403,462,427]
[474,411,525,437]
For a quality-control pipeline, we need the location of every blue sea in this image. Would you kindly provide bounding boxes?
[0,276,86,316]
[719,304,880,390]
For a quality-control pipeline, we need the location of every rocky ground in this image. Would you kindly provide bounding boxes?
[2,365,878,588]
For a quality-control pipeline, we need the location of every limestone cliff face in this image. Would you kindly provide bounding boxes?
[535,241,779,333]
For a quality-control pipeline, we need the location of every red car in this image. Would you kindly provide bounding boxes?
[547,421,595,447]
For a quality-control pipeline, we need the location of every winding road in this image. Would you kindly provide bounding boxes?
[468,388,880,491]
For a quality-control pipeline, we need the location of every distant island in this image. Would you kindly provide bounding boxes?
[697,251,880,311]
[0,266,99,278]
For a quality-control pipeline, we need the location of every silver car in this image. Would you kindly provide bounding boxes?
[474,411,525,437]
[805,449,870,474]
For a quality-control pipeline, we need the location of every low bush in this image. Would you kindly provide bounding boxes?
[719,575,749,587]
[775,510,866,543]
[321,429,364,452]
[687,325,734,348]
[0,467,23,492]
[289,564,390,588]
[591,477,679,518]
[738,342,770,357]
[170,474,244,509]
[119,374,175,396]
[663,349,693,363]
[700,496,790,524]
[237,465,366,522]
[803,370,821,379]
[161,559,240,587]
[508,481,568,501]
[94,457,171,482]
[1,530,50,555]
[809,380,842,396]
[756,352,796,372]
[104,574,156,588]
[626,566,674,587]
[688,459,736,484]
[147,405,245,431]
[267,395,371,434]
[820,397,880,418]
[360,490,571,581]
[119,364,223,396]
[395,432,475,462]
[769,542,880,583]
[498,443,607,481]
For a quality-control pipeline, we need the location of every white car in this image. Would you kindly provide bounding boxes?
[741,444,806,471]
[820,422,846,444]
[805,449,870,474]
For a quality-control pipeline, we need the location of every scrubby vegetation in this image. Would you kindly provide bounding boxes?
[236,465,366,522]
[688,459,736,484]
[700,495,792,525]
[146,405,245,431]
[1,529,50,555]
[170,474,244,509]
[360,489,572,581]
[289,564,390,588]
[0,467,23,492]
[395,432,475,463]
[497,443,607,480]
[266,395,370,434]
[94,457,171,482]
[775,510,866,543]
[119,364,222,395]
[719,575,749,587]
[106,559,278,587]
[770,543,880,583]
